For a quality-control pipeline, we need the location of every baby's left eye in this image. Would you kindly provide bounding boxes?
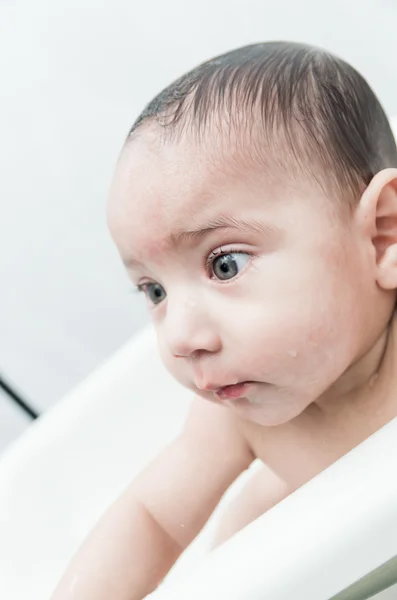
[210,252,251,281]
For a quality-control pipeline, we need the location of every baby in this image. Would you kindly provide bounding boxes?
[52,41,397,599]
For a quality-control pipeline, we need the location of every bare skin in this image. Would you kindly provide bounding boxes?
[213,313,397,546]
[51,126,397,599]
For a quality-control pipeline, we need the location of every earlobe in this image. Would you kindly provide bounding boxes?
[378,243,397,289]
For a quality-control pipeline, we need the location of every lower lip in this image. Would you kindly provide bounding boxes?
[216,382,253,400]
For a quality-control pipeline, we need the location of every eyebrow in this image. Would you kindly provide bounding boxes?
[123,214,277,269]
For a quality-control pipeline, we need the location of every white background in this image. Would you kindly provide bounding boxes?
[1,0,397,451]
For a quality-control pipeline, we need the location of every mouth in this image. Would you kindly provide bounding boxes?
[215,381,254,400]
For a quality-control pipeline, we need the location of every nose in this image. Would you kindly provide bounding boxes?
[163,292,222,358]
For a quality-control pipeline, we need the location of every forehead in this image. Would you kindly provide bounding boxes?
[106,128,321,263]
[110,129,256,215]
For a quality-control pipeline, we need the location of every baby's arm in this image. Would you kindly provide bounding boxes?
[50,398,254,600]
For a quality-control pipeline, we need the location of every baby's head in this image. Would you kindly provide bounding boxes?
[108,41,397,426]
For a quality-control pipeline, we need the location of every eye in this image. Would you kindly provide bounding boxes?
[209,250,251,281]
[137,282,166,305]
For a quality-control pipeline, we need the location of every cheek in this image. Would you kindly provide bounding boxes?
[239,304,349,376]
[230,252,361,385]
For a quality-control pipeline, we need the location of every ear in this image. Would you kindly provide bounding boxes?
[356,168,397,290]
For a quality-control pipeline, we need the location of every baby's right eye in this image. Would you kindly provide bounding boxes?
[137,282,167,306]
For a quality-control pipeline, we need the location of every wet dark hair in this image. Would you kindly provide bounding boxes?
[127,41,397,204]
